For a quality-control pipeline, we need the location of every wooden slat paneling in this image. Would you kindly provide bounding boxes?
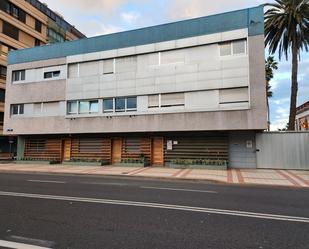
[164,136,228,162]
[24,138,61,160]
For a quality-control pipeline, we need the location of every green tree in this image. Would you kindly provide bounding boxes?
[265,0,309,130]
[265,56,278,130]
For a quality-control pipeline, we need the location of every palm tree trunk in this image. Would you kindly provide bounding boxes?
[288,42,298,130]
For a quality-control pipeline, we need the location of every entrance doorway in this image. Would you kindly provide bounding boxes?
[62,139,71,161]
[112,138,122,164]
[152,137,164,166]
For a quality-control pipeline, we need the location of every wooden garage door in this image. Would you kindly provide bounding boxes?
[152,137,164,166]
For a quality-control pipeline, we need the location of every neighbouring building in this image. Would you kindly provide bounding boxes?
[0,0,85,157]
[296,101,309,131]
[4,6,267,168]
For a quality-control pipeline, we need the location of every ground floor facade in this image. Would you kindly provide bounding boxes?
[15,131,258,169]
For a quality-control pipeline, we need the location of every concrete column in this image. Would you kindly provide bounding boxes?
[17,136,25,160]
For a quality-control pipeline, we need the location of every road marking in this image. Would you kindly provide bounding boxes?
[0,239,51,249]
[27,180,66,184]
[81,182,128,186]
[140,186,217,194]
[0,191,308,223]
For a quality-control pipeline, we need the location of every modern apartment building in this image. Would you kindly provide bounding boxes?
[0,0,85,155]
[4,6,267,168]
[296,101,309,131]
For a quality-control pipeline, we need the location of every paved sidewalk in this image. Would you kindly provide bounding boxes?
[0,163,308,188]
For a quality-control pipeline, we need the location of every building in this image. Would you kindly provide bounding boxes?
[4,6,267,168]
[0,0,85,156]
[296,101,309,131]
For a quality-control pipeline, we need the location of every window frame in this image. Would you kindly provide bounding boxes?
[11,104,24,116]
[12,70,25,82]
[43,70,61,79]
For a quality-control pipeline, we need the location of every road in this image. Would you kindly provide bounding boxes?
[0,172,308,249]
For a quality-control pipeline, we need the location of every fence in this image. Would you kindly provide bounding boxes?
[256,132,309,170]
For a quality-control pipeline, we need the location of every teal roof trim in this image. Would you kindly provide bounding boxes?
[8,6,264,65]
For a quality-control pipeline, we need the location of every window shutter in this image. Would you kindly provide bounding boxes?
[161,93,185,107]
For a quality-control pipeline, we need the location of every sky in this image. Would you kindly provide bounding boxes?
[43,0,309,131]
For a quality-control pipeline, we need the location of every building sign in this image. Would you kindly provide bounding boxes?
[167,140,173,150]
[246,140,253,149]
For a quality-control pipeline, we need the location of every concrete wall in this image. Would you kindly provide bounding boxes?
[256,132,309,170]
[4,31,267,135]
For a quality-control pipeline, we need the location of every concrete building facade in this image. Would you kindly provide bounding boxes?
[4,6,267,168]
[0,0,85,156]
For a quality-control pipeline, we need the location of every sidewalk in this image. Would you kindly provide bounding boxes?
[0,163,308,188]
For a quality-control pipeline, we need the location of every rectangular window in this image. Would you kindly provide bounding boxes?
[44,70,60,79]
[219,87,249,104]
[12,70,25,82]
[2,21,19,40]
[115,98,126,112]
[77,100,99,114]
[126,97,137,110]
[103,59,114,74]
[219,42,232,56]
[89,100,99,113]
[233,40,246,55]
[0,66,7,80]
[148,95,159,108]
[35,39,41,46]
[0,89,5,102]
[35,19,42,33]
[161,93,185,107]
[67,101,78,114]
[79,101,89,114]
[11,104,24,116]
[103,99,114,113]
[220,40,247,56]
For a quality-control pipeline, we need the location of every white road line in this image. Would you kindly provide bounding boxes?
[140,186,217,194]
[0,239,51,249]
[27,180,66,184]
[0,191,308,223]
[81,182,128,186]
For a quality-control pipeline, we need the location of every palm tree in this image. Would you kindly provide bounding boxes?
[265,0,309,130]
[265,56,278,130]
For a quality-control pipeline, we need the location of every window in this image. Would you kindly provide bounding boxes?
[48,28,65,43]
[103,59,114,74]
[67,101,78,114]
[149,93,185,108]
[89,101,99,113]
[219,87,249,104]
[12,70,25,82]
[219,42,232,56]
[79,101,90,114]
[219,40,247,56]
[3,21,19,40]
[115,98,126,112]
[103,99,114,113]
[0,89,5,102]
[44,70,60,79]
[148,95,159,108]
[103,97,137,113]
[11,104,24,116]
[126,97,137,110]
[35,39,41,46]
[35,19,42,33]
[0,66,7,80]
[161,93,185,107]
[79,100,99,114]
[233,40,246,54]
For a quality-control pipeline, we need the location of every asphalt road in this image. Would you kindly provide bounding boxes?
[0,173,308,249]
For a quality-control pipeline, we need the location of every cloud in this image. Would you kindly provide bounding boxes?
[165,0,271,20]
[43,0,129,14]
[121,11,141,24]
